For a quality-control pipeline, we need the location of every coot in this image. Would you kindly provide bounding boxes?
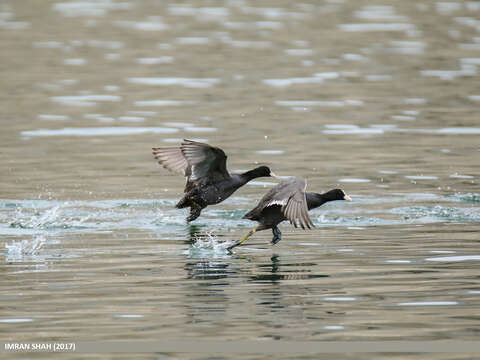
[228,177,351,249]
[153,139,275,222]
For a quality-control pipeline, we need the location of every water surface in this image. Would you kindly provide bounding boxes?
[1,0,479,358]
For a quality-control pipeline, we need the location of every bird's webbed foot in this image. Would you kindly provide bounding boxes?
[271,226,282,245]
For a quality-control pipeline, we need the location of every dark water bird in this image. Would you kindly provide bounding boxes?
[152,139,275,222]
[228,177,352,250]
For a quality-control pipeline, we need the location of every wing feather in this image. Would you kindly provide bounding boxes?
[152,139,230,183]
[280,178,314,230]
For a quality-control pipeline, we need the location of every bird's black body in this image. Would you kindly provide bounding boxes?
[153,139,274,222]
[176,167,273,221]
[228,178,351,249]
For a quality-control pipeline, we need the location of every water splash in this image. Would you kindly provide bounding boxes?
[391,205,480,223]
[449,193,480,203]
[8,205,90,231]
[5,235,46,262]
[187,231,236,258]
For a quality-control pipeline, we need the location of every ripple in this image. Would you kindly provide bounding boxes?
[118,116,144,122]
[134,100,195,107]
[264,77,325,87]
[127,77,220,88]
[224,39,273,48]
[162,138,208,143]
[184,127,217,133]
[392,115,416,121]
[255,150,285,155]
[21,127,178,137]
[425,255,480,262]
[276,100,363,107]
[322,297,357,302]
[323,126,384,135]
[284,49,314,56]
[136,57,174,64]
[163,122,195,128]
[51,95,121,106]
[0,318,34,323]
[339,23,415,32]
[421,66,477,80]
[52,1,133,17]
[397,301,458,306]
[405,175,438,180]
[437,127,480,134]
[404,98,426,104]
[323,325,344,330]
[338,178,371,183]
[354,6,408,21]
[38,114,70,121]
[449,173,474,179]
[168,6,229,17]
[175,37,210,44]
[113,20,168,31]
[64,58,86,65]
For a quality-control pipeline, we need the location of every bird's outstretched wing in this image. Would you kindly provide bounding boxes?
[280,178,314,230]
[265,178,315,229]
[152,139,230,185]
[245,177,314,229]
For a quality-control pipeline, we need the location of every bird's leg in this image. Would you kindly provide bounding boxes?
[226,228,257,250]
[271,226,282,245]
[186,205,202,222]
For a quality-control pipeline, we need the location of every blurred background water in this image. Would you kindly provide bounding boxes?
[1,0,479,359]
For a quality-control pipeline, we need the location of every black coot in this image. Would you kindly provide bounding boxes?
[153,139,275,222]
[228,177,351,250]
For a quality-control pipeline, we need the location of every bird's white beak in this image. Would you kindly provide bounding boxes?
[344,195,352,201]
[270,171,278,178]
